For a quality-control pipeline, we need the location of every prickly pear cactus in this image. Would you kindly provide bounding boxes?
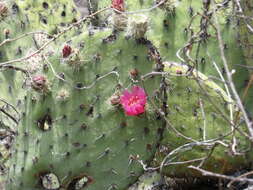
[0,1,165,189]
[153,61,251,177]
[238,0,253,66]
[102,0,253,177]
[236,0,253,115]
[1,0,253,189]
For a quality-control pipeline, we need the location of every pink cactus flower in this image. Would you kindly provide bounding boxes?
[62,44,72,58]
[112,0,124,12]
[120,86,147,116]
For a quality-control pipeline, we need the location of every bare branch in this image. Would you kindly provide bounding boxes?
[227,170,253,188]
[188,166,253,183]
[212,1,253,139]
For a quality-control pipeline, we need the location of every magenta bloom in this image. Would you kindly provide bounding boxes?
[120,86,147,116]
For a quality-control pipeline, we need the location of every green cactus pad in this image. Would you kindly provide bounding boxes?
[2,15,163,189]
[151,61,251,177]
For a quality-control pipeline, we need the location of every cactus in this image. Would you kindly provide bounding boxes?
[238,0,253,66]
[236,0,253,116]
[0,0,253,189]
[152,61,251,177]
[1,1,163,189]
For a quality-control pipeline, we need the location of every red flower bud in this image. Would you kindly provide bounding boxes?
[112,0,124,12]
[62,45,72,58]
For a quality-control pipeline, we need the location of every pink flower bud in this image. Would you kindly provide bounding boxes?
[31,75,47,91]
[0,3,8,19]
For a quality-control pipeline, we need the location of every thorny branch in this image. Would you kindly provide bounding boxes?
[227,170,253,188]
[188,166,253,183]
